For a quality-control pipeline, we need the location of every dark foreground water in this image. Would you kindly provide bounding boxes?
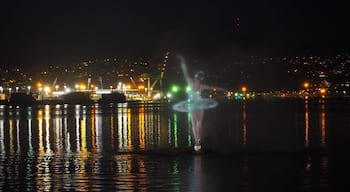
[0,98,349,191]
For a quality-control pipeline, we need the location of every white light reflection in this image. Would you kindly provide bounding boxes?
[16,119,20,153]
[38,109,44,155]
[37,106,53,191]
[63,104,71,153]
[53,107,62,155]
[27,107,34,156]
[95,105,102,152]
[26,107,34,188]
[0,118,4,189]
[45,106,51,153]
[76,105,81,152]
[9,120,14,154]
[0,119,4,154]
[118,103,128,150]
[28,118,33,154]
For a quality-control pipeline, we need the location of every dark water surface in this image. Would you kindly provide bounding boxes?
[0,99,349,191]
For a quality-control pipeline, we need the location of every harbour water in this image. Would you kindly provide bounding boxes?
[0,98,349,191]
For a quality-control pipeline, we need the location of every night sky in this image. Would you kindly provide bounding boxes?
[0,0,348,69]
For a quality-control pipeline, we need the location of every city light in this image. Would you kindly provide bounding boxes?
[171,85,180,93]
[153,93,161,100]
[1,53,350,102]
[319,88,327,98]
[80,84,86,90]
[44,86,50,94]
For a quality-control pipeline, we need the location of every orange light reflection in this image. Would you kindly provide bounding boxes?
[305,99,309,148]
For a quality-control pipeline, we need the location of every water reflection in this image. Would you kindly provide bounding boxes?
[113,154,182,191]
[303,155,330,191]
[0,99,343,191]
[242,100,247,146]
[0,103,190,190]
[320,100,326,147]
[304,99,310,148]
[0,119,4,154]
[303,98,327,150]
[0,100,334,154]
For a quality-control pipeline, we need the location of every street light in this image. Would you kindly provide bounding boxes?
[241,86,247,93]
[44,86,50,95]
[9,88,12,97]
[303,82,310,98]
[320,88,326,94]
[320,88,327,99]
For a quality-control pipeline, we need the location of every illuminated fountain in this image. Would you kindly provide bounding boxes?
[173,56,224,152]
